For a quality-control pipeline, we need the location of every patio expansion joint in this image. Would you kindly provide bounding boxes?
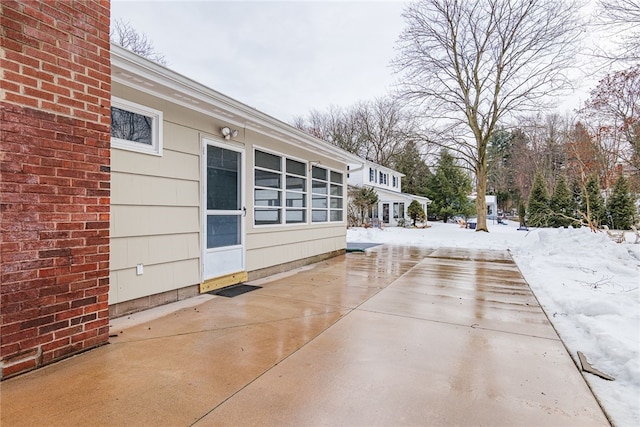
[188,311,350,426]
[355,307,563,342]
[108,311,348,345]
[189,260,422,425]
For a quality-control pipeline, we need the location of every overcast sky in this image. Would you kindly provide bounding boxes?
[111,0,614,125]
[112,0,408,122]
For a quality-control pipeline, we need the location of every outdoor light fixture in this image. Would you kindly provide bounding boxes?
[220,126,238,140]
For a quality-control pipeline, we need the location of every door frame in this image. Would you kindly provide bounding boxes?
[201,136,247,283]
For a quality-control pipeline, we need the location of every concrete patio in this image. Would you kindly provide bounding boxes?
[0,245,609,426]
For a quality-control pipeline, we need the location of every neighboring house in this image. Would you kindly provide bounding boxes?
[468,194,498,221]
[110,44,363,315]
[347,160,430,226]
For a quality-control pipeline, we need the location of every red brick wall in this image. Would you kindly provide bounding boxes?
[0,0,111,379]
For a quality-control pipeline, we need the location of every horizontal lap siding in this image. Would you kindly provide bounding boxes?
[109,120,201,305]
[246,226,346,271]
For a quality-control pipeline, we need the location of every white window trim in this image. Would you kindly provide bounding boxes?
[311,166,344,223]
[253,147,311,227]
[110,97,163,156]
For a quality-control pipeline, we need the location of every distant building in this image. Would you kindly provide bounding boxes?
[468,194,498,221]
[347,160,431,227]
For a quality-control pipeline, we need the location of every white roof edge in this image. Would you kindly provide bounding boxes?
[109,44,364,165]
[353,184,431,203]
[357,158,405,177]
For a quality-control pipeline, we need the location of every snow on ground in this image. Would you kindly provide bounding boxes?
[348,221,640,427]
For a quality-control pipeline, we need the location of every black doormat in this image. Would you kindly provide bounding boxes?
[208,284,262,298]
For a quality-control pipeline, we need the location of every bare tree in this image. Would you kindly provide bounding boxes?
[580,65,640,191]
[110,18,167,66]
[294,96,422,168]
[357,97,420,167]
[595,0,640,62]
[293,105,365,156]
[393,0,583,231]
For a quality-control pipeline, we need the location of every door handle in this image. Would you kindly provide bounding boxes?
[243,206,247,217]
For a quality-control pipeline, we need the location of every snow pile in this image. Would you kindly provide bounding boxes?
[511,227,640,427]
[347,222,640,426]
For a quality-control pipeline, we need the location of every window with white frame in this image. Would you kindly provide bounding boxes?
[392,176,398,188]
[312,166,343,222]
[254,150,307,225]
[369,167,375,182]
[379,172,388,185]
[393,202,405,219]
[110,97,162,155]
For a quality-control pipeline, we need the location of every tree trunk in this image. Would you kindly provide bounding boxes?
[476,163,489,232]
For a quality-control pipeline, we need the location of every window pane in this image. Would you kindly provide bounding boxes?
[286,176,305,191]
[111,107,152,145]
[312,180,327,194]
[330,210,343,222]
[207,146,240,210]
[330,197,342,209]
[255,170,281,188]
[207,215,240,248]
[286,159,306,176]
[330,184,342,196]
[312,210,327,222]
[255,209,281,225]
[312,195,327,208]
[255,150,281,171]
[254,189,281,207]
[312,166,327,180]
[330,171,342,183]
[286,191,306,207]
[286,209,306,223]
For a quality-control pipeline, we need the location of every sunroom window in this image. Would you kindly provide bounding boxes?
[311,166,343,222]
[254,150,307,225]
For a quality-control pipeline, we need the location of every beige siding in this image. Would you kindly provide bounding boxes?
[110,259,200,304]
[110,86,204,305]
[111,205,199,237]
[112,148,200,181]
[110,80,349,306]
[111,173,199,206]
[246,227,345,271]
[110,233,199,270]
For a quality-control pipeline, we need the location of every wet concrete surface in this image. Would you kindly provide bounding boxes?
[0,246,609,426]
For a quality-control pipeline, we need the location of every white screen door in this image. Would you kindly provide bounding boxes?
[203,140,245,280]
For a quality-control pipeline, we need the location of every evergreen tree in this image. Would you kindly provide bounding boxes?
[407,200,426,226]
[392,141,432,196]
[570,178,583,227]
[606,175,637,229]
[426,150,474,223]
[517,199,527,227]
[350,186,379,226]
[527,172,550,227]
[581,175,606,227]
[549,175,573,227]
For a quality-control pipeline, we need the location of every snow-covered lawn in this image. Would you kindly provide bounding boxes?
[348,221,640,427]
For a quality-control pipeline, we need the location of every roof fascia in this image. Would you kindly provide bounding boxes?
[110,44,363,165]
